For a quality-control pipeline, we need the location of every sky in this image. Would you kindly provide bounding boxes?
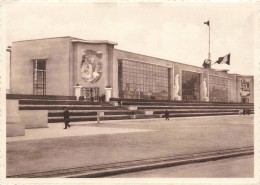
[3,2,257,77]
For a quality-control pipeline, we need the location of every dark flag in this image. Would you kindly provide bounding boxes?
[204,21,210,26]
[216,53,231,65]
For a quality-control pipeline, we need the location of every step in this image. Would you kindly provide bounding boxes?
[19,99,100,105]
[153,109,241,114]
[137,106,253,110]
[48,111,98,117]
[48,110,136,117]
[135,114,158,119]
[19,106,123,111]
[160,112,240,118]
[7,94,76,100]
[110,98,254,105]
[48,115,133,123]
[122,102,254,107]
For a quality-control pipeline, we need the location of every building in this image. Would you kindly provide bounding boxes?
[8,36,254,103]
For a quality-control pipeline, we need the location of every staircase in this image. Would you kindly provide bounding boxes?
[110,98,254,118]
[7,94,140,123]
[7,94,254,125]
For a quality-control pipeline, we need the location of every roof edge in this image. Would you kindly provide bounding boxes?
[71,39,117,45]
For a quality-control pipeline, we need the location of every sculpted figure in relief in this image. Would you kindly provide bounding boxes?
[81,50,103,84]
[202,78,209,101]
[174,74,181,100]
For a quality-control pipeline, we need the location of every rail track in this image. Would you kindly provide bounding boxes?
[7,146,253,178]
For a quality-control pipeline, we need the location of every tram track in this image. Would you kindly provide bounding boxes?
[7,146,253,178]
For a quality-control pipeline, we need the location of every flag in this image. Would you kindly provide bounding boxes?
[216,54,231,65]
[204,21,210,26]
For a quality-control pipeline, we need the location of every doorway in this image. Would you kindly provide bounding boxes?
[82,87,99,101]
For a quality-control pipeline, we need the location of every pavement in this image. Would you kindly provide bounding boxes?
[110,155,254,178]
[6,115,254,177]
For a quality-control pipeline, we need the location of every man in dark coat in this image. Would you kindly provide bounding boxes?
[165,109,169,120]
[118,99,122,106]
[64,107,71,129]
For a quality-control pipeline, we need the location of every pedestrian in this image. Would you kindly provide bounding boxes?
[118,99,121,106]
[165,109,169,120]
[64,107,71,129]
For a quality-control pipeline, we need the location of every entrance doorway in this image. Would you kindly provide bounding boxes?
[182,71,200,101]
[82,87,99,101]
[241,98,249,103]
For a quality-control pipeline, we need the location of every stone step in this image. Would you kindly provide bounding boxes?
[122,102,254,106]
[137,106,253,110]
[19,99,100,105]
[153,109,253,114]
[19,106,122,110]
[48,115,133,123]
[110,98,254,105]
[48,111,98,117]
[48,110,136,117]
[7,94,76,100]
[160,112,250,118]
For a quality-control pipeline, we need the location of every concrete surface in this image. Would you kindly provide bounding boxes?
[6,115,254,177]
[110,155,254,178]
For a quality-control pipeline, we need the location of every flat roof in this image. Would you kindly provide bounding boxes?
[12,36,118,45]
[71,39,117,45]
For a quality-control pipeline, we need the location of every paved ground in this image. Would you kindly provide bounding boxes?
[110,155,254,178]
[6,115,254,177]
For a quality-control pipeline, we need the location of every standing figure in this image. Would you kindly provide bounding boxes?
[165,109,169,120]
[64,107,71,129]
[174,74,181,100]
[118,99,122,106]
[202,78,209,101]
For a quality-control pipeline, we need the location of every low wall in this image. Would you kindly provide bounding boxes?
[20,110,49,129]
[7,123,25,137]
[6,100,25,137]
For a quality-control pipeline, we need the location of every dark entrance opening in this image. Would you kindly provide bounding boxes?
[182,71,200,101]
[82,87,99,101]
[241,98,249,104]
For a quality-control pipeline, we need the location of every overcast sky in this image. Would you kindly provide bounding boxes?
[3,2,257,76]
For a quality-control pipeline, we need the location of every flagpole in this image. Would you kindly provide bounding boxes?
[208,19,211,68]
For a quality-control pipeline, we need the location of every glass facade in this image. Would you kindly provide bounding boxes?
[209,75,231,102]
[33,60,46,95]
[182,71,200,101]
[118,60,170,100]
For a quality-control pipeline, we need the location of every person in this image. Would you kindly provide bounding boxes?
[118,99,122,106]
[165,109,169,120]
[64,107,71,129]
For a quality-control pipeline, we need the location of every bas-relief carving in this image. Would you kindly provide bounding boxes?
[174,74,181,100]
[81,50,103,84]
[202,78,209,101]
[240,79,250,97]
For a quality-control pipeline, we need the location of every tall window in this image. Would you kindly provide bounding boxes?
[33,60,46,95]
[209,75,231,102]
[182,71,200,101]
[118,59,169,100]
